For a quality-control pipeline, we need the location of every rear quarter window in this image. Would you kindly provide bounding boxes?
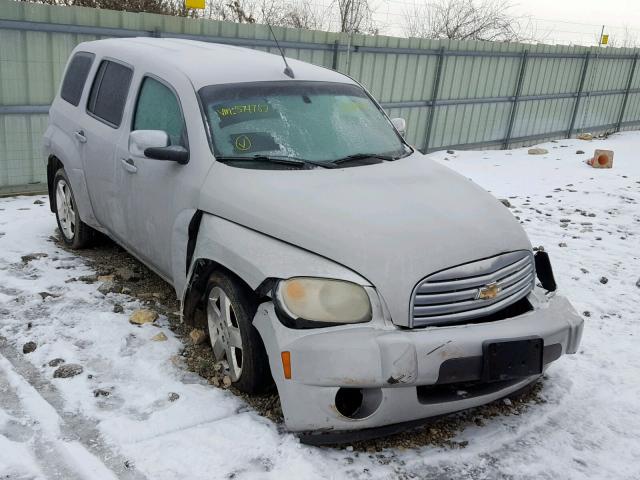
[87,60,133,127]
[60,52,95,106]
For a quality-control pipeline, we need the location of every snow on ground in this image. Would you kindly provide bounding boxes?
[0,131,639,479]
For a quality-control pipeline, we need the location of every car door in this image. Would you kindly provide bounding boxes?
[113,75,189,278]
[82,59,133,231]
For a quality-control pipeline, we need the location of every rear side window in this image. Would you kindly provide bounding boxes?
[133,77,187,147]
[87,60,133,127]
[60,52,95,106]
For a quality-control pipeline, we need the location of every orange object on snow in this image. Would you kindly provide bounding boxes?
[588,149,614,168]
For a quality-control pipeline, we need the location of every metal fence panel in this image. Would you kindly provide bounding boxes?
[2,0,640,193]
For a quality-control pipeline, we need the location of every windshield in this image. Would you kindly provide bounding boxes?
[198,81,409,166]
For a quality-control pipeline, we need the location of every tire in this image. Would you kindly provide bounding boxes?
[205,270,272,394]
[52,168,93,249]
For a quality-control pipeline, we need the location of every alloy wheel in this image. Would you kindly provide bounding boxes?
[207,286,244,381]
[55,179,75,240]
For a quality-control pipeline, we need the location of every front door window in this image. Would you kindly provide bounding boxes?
[133,77,187,147]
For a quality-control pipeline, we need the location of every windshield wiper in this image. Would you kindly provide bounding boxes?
[216,155,305,167]
[215,155,335,169]
[329,153,396,165]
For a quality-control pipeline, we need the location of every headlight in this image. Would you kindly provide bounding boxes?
[274,277,372,327]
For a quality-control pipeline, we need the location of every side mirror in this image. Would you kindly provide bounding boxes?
[391,117,407,138]
[129,130,189,165]
[145,145,189,165]
[129,130,169,156]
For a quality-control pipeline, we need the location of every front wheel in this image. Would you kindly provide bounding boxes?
[53,168,93,248]
[205,271,272,393]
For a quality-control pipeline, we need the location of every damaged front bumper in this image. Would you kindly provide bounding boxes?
[253,287,583,440]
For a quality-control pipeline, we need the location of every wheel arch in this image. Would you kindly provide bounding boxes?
[45,152,99,229]
[182,257,268,329]
[180,213,370,328]
[47,155,64,212]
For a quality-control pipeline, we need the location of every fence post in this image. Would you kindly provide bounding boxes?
[423,46,445,152]
[567,51,591,138]
[503,49,528,149]
[616,53,638,132]
[331,40,340,70]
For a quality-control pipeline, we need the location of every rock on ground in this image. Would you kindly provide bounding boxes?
[151,332,168,342]
[528,148,548,155]
[53,364,84,379]
[189,329,208,345]
[98,281,120,295]
[22,342,37,354]
[129,309,158,325]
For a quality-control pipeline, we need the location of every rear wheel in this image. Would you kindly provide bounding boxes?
[205,271,272,393]
[53,168,93,248]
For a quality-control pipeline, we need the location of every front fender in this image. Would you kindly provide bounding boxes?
[181,214,370,304]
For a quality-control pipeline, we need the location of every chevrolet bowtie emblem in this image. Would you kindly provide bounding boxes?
[477,282,501,300]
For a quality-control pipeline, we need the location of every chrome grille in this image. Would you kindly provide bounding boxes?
[410,251,535,327]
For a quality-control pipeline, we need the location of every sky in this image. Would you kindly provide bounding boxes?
[372,0,640,46]
[512,0,640,45]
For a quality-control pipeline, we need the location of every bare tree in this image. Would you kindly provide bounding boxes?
[337,0,375,34]
[403,0,523,41]
[203,0,325,29]
[203,0,256,22]
[278,0,326,29]
[21,0,187,15]
[21,0,346,32]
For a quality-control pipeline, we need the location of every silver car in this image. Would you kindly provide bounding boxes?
[43,37,583,443]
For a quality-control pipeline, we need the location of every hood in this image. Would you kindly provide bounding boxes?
[200,153,531,326]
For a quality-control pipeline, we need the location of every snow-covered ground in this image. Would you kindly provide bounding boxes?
[0,131,639,479]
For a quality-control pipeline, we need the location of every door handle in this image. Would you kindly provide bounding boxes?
[120,157,138,174]
[74,130,87,143]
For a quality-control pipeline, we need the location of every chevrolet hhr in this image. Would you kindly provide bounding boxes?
[43,37,584,442]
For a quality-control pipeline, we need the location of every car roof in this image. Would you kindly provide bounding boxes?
[77,37,356,89]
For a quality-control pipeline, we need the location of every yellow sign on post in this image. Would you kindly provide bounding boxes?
[601,34,609,45]
[185,0,205,9]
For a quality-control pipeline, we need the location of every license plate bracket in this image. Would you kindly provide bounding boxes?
[482,337,543,382]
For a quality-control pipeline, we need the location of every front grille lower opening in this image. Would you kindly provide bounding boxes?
[466,296,533,324]
[413,296,533,328]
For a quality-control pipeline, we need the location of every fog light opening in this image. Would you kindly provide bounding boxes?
[334,387,382,420]
[335,388,363,418]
